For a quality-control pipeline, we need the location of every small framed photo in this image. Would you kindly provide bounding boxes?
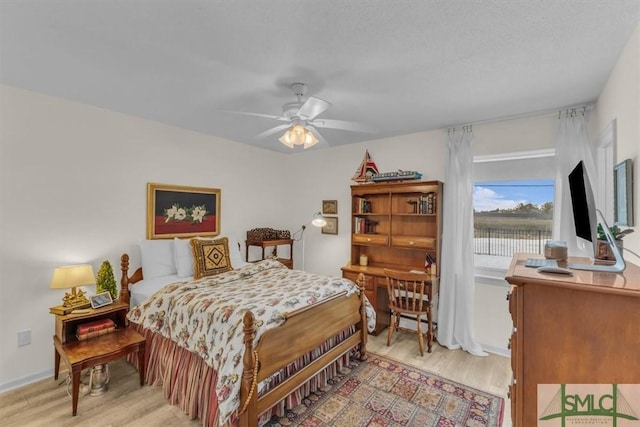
[322,217,339,235]
[322,200,338,215]
[90,292,113,309]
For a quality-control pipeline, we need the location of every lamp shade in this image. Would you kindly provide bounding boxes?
[311,212,327,227]
[50,264,95,289]
[279,125,319,149]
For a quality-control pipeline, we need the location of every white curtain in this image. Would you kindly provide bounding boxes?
[438,126,487,357]
[553,109,597,256]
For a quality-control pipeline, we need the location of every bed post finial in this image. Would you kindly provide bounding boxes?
[357,273,368,360]
[239,310,258,426]
[120,254,131,305]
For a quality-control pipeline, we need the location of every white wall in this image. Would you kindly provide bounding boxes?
[596,20,640,262]
[0,85,289,389]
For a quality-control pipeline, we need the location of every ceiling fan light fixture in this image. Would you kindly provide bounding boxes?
[278,124,318,149]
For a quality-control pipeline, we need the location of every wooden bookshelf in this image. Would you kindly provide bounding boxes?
[342,181,443,334]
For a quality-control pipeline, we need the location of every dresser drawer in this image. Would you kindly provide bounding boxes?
[352,234,389,246]
[391,236,435,249]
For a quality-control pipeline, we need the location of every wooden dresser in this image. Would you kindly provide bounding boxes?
[505,253,640,427]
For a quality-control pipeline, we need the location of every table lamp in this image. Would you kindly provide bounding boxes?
[50,264,95,310]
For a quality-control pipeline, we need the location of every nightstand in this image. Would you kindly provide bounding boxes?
[245,238,294,269]
[51,301,146,416]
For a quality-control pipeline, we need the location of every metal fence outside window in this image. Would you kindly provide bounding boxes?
[474,228,553,257]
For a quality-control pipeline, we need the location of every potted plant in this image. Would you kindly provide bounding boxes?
[595,224,634,260]
[96,260,118,300]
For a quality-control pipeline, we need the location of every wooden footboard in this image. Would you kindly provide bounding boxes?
[120,253,367,427]
[239,281,368,426]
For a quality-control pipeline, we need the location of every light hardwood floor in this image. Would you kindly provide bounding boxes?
[0,331,512,426]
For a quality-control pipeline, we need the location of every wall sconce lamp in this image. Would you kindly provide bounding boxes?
[50,264,95,310]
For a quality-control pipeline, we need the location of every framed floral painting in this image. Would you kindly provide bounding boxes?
[147,183,221,239]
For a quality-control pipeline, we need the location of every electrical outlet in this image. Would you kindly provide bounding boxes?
[17,330,31,347]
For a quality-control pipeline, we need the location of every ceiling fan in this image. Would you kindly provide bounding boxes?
[228,83,375,149]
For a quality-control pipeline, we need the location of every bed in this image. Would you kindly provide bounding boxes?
[119,235,374,427]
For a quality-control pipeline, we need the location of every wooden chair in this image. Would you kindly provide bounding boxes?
[384,268,435,356]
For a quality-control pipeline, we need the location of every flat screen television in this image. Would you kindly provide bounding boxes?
[567,161,625,273]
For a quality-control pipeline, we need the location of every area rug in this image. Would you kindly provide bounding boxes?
[266,353,504,427]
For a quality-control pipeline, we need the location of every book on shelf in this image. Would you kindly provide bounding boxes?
[76,318,116,335]
[77,326,116,340]
[354,197,371,214]
[412,193,436,214]
[407,194,436,214]
[354,217,377,234]
[49,305,73,315]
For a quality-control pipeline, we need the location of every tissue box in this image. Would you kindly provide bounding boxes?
[544,241,568,260]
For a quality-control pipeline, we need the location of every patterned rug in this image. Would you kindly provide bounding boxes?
[266,353,504,427]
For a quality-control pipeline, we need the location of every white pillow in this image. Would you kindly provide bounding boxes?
[174,237,195,277]
[139,239,177,279]
[174,233,249,278]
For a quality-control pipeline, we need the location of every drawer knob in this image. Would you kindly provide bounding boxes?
[367,238,372,242]
[409,240,415,245]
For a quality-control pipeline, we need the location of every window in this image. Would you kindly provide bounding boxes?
[474,180,554,269]
[473,149,556,270]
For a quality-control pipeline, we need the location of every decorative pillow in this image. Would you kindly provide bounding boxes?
[175,234,249,277]
[191,237,233,279]
[139,239,177,279]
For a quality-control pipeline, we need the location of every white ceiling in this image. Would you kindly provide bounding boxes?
[1,1,639,153]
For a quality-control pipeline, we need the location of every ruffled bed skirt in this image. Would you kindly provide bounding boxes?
[128,324,356,427]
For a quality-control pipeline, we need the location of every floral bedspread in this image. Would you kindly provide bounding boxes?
[127,259,375,425]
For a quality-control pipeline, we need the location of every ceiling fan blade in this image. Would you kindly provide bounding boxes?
[309,118,377,134]
[220,110,289,122]
[297,96,332,120]
[306,125,330,148]
[254,124,291,139]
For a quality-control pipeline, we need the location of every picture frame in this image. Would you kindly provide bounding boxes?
[614,159,634,227]
[90,292,113,309]
[322,200,338,215]
[147,183,221,239]
[322,216,338,235]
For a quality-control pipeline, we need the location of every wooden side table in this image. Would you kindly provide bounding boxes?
[51,301,146,415]
[245,238,294,269]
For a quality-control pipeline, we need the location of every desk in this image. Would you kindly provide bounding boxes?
[341,264,438,336]
[505,253,640,427]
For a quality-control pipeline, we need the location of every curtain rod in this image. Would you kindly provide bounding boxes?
[444,102,595,131]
